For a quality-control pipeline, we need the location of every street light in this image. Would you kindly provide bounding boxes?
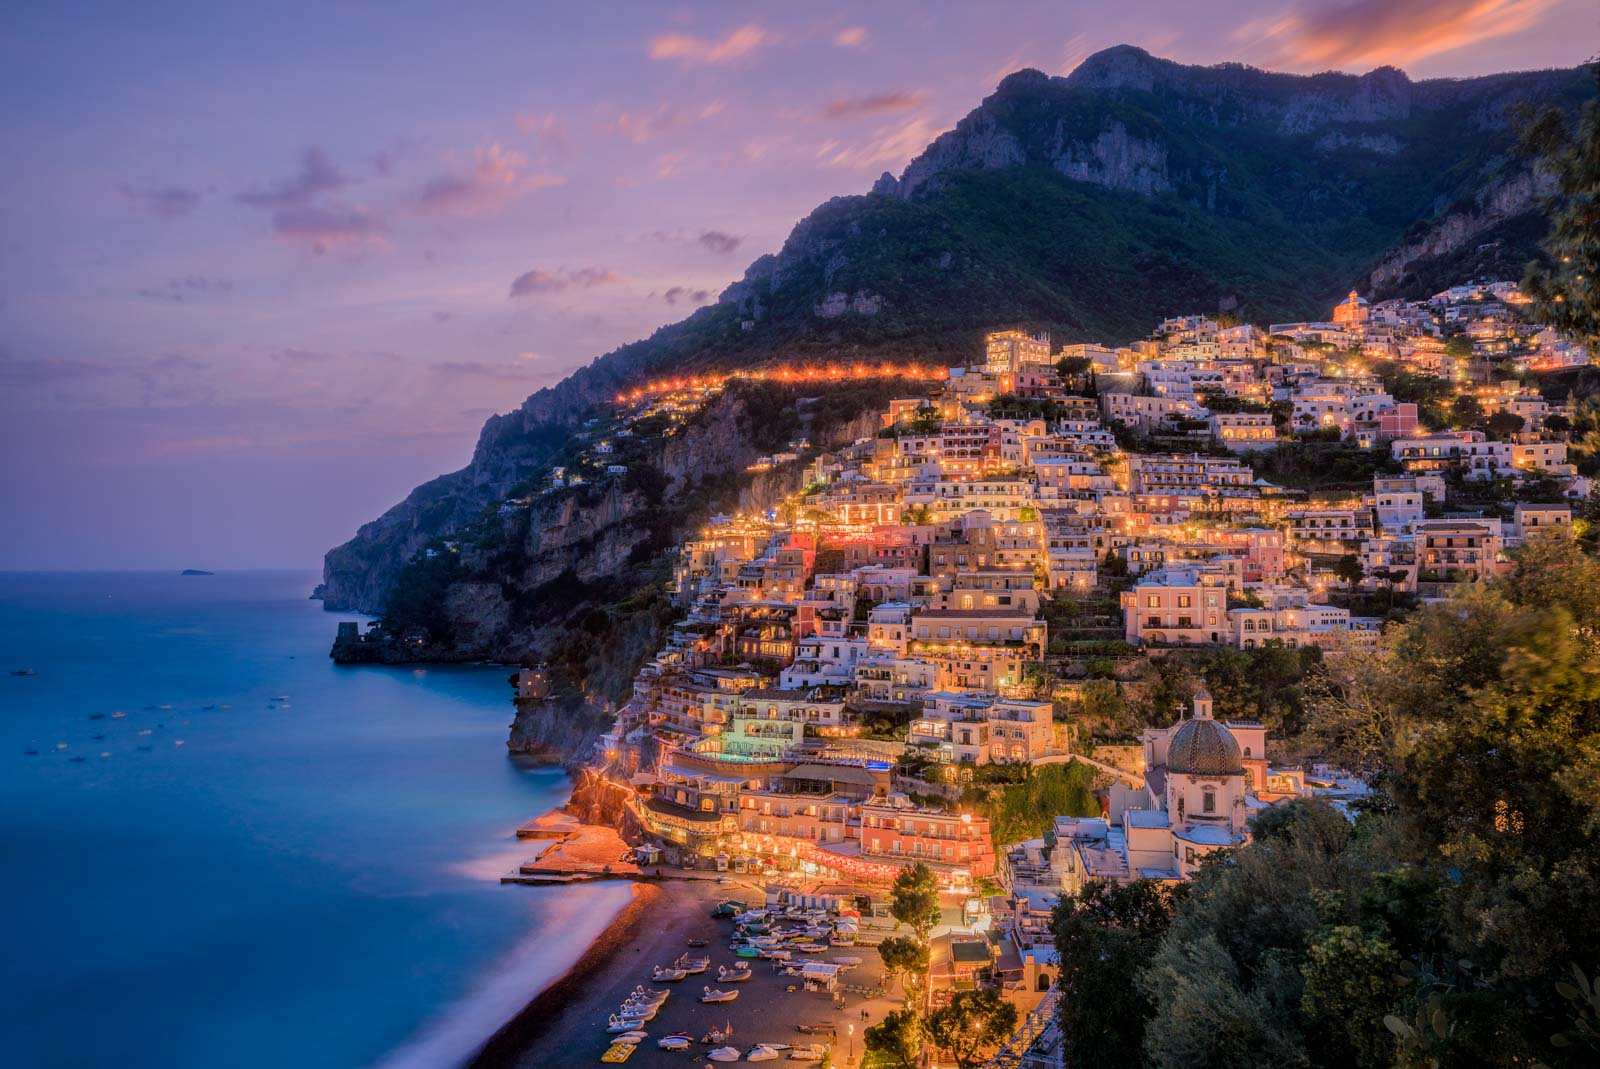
[847,1023,855,1065]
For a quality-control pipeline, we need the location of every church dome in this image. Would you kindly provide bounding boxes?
[1167,717,1243,776]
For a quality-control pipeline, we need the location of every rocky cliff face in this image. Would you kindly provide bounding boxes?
[1365,167,1553,296]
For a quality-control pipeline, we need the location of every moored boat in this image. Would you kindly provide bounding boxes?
[707,1047,742,1062]
[700,986,739,1003]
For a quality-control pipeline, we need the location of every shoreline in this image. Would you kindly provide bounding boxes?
[467,881,664,1069]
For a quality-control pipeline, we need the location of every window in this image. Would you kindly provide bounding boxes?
[1202,790,1216,814]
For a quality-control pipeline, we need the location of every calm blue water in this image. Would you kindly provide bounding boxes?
[0,571,632,1069]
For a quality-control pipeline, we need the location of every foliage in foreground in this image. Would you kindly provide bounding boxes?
[1054,530,1600,1068]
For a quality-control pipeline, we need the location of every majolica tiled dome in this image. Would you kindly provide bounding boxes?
[1167,717,1243,776]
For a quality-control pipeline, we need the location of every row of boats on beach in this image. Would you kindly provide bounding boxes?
[599,900,865,1063]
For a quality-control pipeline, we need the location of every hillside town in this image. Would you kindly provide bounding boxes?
[509,280,1592,1066]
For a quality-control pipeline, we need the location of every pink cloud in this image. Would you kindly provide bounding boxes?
[1236,0,1555,71]
[834,27,868,48]
[415,144,562,217]
[515,112,570,153]
[817,119,939,171]
[604,101,724,143]
[270,204,387,255]
[648,24,767,65]
[508,266,624,298]
[822,90,929,120]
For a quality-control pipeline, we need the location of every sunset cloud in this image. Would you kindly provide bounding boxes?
[1237,0,1555,71]
[662,286,711,306]
[697,230,741,254]
[415,144,562,217]
[818,119,938,171]
[648,24,767,65]
[117,183,203,219]
[834,27,868,48]
[515,111,570,153]
[822,90,930,120]
[507,266,623,298]
[270,204,388,255]
[236,148,347,209]
[605,101,725,143]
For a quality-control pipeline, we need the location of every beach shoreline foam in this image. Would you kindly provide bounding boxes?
[369,879,638,1069]
[466,881,664,1069]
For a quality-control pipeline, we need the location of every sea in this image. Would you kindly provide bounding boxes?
[0,570,632,1069]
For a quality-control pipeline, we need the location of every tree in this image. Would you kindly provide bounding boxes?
[1448,393,1484,429]
[1335,553,1365,597]
[1300,925,1407,1068]
[1517,62,1600,347]
[1485,410,1526,440]
[924,989,1019,1069]
[863,1007,923,1069]
[890,862,942,942]
[877,935,930,993]
[1052,880,1179,1067]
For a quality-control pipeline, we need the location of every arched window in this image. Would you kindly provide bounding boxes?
[1177,797,1185,821]
[1202,790,1216,814]
[1037,971,1053,992]
[1243,746,1252,758]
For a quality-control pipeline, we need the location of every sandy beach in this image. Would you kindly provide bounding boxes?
[469,877,900,1069]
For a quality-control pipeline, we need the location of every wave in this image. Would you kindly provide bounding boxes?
[369,882,634,1069]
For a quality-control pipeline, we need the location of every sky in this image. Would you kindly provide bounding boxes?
[2,0,1594,570]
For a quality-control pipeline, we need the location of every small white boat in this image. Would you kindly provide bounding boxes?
[618,1003,657,1021]
[795,943,827,954]
[717,965,752,982]
[658,1035,691,1051]
[652,966,687,982]
[830,956,862,968]
[607,1016,645,1033]
[701,986,739,1003]
[787,1045,825,1061]
[708,1047,742,1062]
[676,954,710,974]
[615,1031,649,1044]
[746,1046,781,1063]
[629,986,670,1003]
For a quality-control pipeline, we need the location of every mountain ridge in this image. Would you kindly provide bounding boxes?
[318,46,1594,618]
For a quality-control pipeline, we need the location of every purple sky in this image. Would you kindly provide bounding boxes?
[3,1,1593,570]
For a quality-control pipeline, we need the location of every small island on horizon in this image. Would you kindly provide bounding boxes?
[180,569,214,576]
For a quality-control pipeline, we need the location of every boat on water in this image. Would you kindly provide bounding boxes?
[618,1002,657,1021]
[795,943,827,954]
[628,986,669,1004]
[607,1015,646,1033]
[658,1035,692,1051]
[830,956,862,968]
[600,1041,636,1063]
[707,1047,742,1063]
[787,1045,826,1061]
[614,1031,649,1044]
[701,986,739,1003]
[735,946,760,957]
[676,954,710,973]
[746,1045,782,1062]
[795,1024,835,1035]
[652,966,687,982]
[686,937,709,947]
[718,964,752,982]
